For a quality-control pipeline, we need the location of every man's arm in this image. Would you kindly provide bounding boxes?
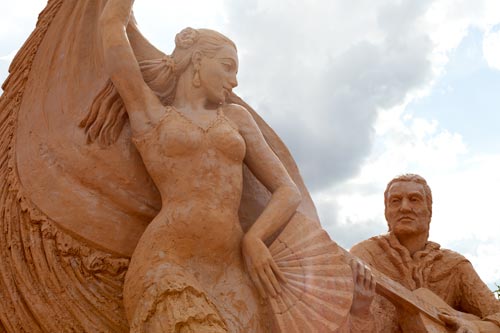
[455,262,500,332]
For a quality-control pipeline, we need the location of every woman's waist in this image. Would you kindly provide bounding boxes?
[158,190,242,212]
[160,196,240,214]
[141,210,244,260]
[155,203,242,234]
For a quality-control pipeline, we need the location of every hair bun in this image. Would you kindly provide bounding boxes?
[175,27,199,49]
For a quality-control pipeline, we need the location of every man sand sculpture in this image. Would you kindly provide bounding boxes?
[350,174,500,333]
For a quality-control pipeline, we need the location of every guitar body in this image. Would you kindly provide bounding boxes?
[400,313,452,333]
[399,288,479,333]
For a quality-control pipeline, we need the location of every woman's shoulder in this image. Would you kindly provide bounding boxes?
[222,103,255,129]
[223,103,249,116]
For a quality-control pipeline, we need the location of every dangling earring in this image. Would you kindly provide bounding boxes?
[193,69,201,88]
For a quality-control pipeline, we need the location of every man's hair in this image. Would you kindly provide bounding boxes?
[384,173,433,218]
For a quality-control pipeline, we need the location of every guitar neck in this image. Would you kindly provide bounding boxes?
[373,271,442,322]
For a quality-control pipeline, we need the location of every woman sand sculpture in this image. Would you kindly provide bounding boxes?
[99,0,302,330]
[100,1,352,331]
[0,0,357,331]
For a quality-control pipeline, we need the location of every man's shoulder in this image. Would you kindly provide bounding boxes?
[430,243,470,265]
[351,234,389,248]
[350,234,390,260]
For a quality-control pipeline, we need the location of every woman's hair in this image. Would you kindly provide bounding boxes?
[80,27,236,146]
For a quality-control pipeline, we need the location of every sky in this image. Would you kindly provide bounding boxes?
[1,1,499,291]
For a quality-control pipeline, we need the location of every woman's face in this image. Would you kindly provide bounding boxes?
[198,45,238,105]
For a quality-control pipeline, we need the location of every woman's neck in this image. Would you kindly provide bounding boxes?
[173,71,219,112]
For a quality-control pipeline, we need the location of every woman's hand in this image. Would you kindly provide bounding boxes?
[439,314,480,333]
[241,234,287,299]
[349,259,376,316]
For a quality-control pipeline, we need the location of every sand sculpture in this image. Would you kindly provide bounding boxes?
[350,174,500,333]
[2,1,497,332]
[0,0,357,331]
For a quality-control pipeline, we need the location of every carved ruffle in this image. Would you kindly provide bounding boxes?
[129,283,228,333]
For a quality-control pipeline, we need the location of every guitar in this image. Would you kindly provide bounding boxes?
[344,248,480,333]
[372,268,479,333]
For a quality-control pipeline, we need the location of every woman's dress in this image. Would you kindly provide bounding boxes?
[124,106,273,332]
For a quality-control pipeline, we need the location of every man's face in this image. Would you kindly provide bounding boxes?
[385,181,431,238]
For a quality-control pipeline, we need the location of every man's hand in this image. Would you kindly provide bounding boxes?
[439,313,480,333]
[349,259,376,316]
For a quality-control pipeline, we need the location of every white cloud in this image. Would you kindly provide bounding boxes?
[363,106,467,179]
[0,49,18,62]
[314,0,500,288]
[430,154,500,241]
[483,29,500,70]
[320,107,500,286]
[0,0,45,39]
[423,155,500,286]
[465,243,500,289]
[133,0,227,52]
[223,0,437,190]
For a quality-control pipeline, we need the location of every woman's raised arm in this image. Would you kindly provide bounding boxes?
[100,0,164,136]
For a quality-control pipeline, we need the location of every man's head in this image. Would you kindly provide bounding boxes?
[384,174,432,238]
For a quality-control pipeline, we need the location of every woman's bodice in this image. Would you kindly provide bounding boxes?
[132,106,246,236]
